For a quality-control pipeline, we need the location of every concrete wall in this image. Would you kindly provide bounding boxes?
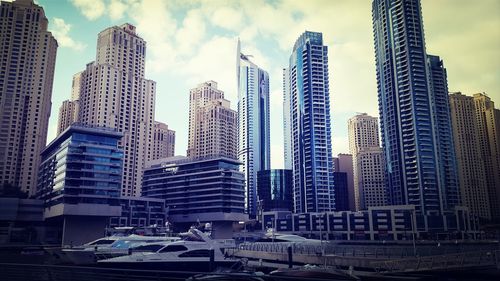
[62,216,108,246]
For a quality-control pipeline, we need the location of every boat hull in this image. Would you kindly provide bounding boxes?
[97,260,241,272]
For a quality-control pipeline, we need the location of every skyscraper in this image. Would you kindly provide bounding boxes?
[283,67,292,170]
[372,0,460,216]
[473,93,500,220]
[237,40,271,217]
[0,0,58,196]
[449,92,491,220]
[427,55,460,211]
[152,121,175,160]
[57,100,78,135]
[187,81,237,159]
[76,23,156,197]
[348,113,387,210]
[285,31,334,213]
[57,72,83,135]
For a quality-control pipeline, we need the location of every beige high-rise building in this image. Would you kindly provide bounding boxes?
[0,0,58,196]
[187,82,237,159]
[76,23,156,197]
[152,121,175,160]
[348,113,387,210]
[57,100,78,135]
[473,93,500,220]
[449,92,491,220]
[71,72,83,101]
[57,73,83,135]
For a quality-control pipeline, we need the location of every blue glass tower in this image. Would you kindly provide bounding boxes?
[286,31,334,213]
[372,0,460,215]
[237,40,271,218]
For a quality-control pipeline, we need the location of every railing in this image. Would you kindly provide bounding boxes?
[236,242,496,259]
[371,250,500,273]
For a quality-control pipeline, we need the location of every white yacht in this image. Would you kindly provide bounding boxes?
[98,228,241,272]
[62,235,180,265]
[256,230,322,244]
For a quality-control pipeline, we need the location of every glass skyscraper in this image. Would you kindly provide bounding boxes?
[372,0,460,216]
[285,31,334,213]
[237,40,271,218]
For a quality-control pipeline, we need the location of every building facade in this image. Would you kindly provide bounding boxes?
[427,55,460,212]
[57,100,78,135]
[142,157,247,224]
[187,81,237,159]
[36,124,123,245]
[256,169,293,212]
[348,113,386,210]
[333,154,355,211]
[237,40,271,217]
[152,121,175,160]
[372,0,460,217]
[473,93,500,220]
[286,31,334,213]
[0,0,58,196]
[332,172,349,211]
[449,92,491,220]
[262,205,480,241]
[109,196,168,228]
[76,23,156,197]
[283,67,292,170]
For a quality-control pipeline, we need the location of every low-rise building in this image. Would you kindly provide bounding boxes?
[261,205,480,241]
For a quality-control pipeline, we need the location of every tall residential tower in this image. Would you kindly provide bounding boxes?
[187,81,237,160]
[285,31,335,213]
[348,113,387,210]
[449,92,491,220]
[237,40,271,217]
[76,23,156,197]
[473,93,500,220]
[0,0,58,195]
[372,0,460,217]
[152,121,175,160]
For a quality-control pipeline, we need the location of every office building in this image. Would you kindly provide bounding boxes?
[449,92,491,220]
[187,81,237,159]
[256,169,293,212]
[56,100,78,135]
[237,40,271,217]
[142,156,247,237]
[332,172,349,211]
[36,124,123,245]
[473,93,500,220]
[333,154,355,211]
[152,121,175,160]
[0,0,58,196]
[372,0,460,217]
[76,23,156,197]
[348,113,387,210]
[286,31,334,213]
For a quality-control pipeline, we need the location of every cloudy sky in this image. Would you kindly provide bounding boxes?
[28,0,500,168]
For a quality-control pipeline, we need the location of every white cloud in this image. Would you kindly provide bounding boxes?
[50,18,86,51]
[175,9,207,56]
[211,6,244,30]
[71,0,106,20]
[108,0,128,20]
[178,36,238,100]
